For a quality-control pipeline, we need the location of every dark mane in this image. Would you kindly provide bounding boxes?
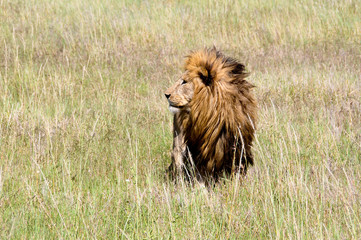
[180,48,257,179]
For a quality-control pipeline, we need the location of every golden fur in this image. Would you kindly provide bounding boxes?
[165,48,257,181]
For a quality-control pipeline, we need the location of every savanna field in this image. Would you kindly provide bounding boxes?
[0,0,360,238]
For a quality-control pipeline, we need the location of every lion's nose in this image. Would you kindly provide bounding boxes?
[165,93,171,99]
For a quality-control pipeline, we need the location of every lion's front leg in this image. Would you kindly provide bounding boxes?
[168,130,186,178]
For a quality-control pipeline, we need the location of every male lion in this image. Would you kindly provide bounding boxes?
[165,48,257,182]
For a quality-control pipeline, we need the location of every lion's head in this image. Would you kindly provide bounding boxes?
[165,48,257,181]
[165,74,194,114]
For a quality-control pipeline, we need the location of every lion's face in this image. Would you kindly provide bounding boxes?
[165,74,194,114]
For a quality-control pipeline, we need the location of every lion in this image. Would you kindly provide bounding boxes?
[165,47,257,182]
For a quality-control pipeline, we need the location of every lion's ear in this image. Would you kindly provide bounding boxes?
[198,67,212,86]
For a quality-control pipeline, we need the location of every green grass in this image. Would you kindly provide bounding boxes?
[1,0,360,238]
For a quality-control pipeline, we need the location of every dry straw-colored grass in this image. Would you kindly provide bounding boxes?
[0,0,360,239]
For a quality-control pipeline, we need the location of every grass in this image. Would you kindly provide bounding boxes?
[0,0,360,238]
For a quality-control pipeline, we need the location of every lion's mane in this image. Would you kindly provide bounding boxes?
[173,48,257,180]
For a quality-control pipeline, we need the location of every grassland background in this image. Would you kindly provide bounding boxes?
[0,0,360,239]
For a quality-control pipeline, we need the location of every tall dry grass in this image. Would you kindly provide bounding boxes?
[0,0,360,238]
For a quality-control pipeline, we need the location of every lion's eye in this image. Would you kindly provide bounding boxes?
[181,80,187,85]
